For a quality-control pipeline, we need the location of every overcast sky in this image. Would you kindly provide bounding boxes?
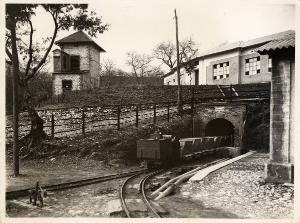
[29,0,295,72]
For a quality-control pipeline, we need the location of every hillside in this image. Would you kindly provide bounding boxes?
[38,83,270,109]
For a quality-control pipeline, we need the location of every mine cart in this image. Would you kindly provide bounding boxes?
[137,135,179,168]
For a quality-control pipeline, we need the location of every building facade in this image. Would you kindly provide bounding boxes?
[163,30,294,86]
[52,31,105,95]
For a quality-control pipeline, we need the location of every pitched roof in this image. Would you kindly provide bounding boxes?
[55,30,106,52]
[256,33,295,54]
[163,30,295,78]
[198,30,294,58]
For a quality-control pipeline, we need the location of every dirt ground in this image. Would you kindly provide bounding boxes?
[6,155,141,192]
[6,179,124,217]
[6,152,294,219]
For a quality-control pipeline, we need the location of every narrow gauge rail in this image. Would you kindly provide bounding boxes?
[120,170,162,218]
[120,158,230,218]
[6,169,146,200]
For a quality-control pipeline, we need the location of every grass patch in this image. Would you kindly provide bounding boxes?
[9,115,193,164]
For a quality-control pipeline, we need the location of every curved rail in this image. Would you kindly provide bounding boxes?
[140,170,162,218]
[120,172,144,218]
[120,170,162,218]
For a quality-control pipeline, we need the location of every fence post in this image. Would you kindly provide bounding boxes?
[82,107,85,135]
[135,104,139,128]
[117,106,121,130]
[191,86,195,115]
[51,113,55,138]
[153,103,156,124]
[191,87,195,137]
[167,102,170,122]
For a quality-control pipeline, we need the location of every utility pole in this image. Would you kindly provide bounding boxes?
[174,9,183,115]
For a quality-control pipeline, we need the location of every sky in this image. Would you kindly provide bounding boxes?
[28,0,295,73]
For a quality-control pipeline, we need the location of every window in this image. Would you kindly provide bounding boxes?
[62,80,73,91]
[213,62,229,80]
[268,58,272,72]
[245,57,260,75]
[70,55,80,71]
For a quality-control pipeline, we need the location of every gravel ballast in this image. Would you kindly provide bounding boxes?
[180,152,294,218]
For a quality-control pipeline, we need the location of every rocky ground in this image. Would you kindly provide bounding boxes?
[179,152,294,218]
[6,152,294,218]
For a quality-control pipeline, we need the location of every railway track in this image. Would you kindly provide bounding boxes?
[120,170,163,218]
[6,169,146,200]
[119,158,230,218]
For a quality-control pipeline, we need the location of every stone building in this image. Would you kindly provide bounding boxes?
[256,33,295,183]
[52,31,105,95]
[163,30,294,86]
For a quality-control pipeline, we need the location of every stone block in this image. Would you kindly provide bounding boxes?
[264,161,294,183]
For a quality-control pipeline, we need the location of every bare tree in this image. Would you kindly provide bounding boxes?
[101,58,116,76]
[153,41,176,70]
[126,51,153,84]
[179,37,198,65]
[100,58,117,87]
[153,37,199,71]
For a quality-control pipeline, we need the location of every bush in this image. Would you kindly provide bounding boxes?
[23,116,194,162]
[244,102,270,151]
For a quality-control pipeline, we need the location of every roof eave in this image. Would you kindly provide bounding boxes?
[257,45,295,55]
[55,41,106,52]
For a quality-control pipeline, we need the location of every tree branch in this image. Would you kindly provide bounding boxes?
[25,17,34,77]
[26,10,58,81]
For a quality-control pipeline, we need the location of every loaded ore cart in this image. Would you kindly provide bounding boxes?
[137,133,180,169]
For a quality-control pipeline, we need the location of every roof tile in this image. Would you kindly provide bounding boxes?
[55,30,105,52]
[256,34,295,53]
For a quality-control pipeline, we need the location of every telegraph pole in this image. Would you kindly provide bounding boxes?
[174,9,183,115]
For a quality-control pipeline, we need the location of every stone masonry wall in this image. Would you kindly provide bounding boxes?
[89,45,101,84]
[193,104,247,147]
[53,74,82,95]
[61,44,90,71]
[265,49,294,183]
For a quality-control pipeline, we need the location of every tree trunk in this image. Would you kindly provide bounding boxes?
[10,15,20,176]
[20,83,47,158]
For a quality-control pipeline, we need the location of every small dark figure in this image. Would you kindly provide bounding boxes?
[28,181,47,207]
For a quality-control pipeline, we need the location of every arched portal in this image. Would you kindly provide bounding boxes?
[205,118,234,137]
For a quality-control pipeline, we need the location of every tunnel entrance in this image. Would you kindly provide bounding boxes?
[205,118,234,137]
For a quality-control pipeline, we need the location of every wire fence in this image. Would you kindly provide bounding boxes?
[5,101,190,144]
[5,83,270,144]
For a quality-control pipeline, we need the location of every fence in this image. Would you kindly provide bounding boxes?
[5,83,270,144]
[5,101,191,144]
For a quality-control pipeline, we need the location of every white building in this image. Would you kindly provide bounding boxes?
[163,30,294,86]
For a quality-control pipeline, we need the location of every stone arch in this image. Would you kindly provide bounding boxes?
[205,118,234,136]
[193,104,246,147]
